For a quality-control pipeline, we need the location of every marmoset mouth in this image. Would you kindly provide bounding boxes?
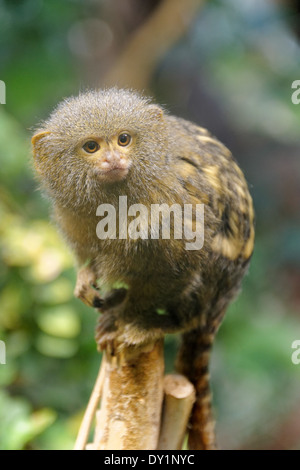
[94,166,130,182]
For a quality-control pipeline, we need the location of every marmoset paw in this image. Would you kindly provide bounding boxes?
[74,280,102,308]
[74,266,102,308]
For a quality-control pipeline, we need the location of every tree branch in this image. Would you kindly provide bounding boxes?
[104,0,205,89]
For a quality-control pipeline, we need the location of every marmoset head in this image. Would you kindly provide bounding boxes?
[32,88,168,210]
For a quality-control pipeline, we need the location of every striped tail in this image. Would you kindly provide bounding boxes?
[176,326,218,450]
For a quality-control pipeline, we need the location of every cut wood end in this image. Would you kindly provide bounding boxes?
[164,374,196,400]
[157,374,196,450]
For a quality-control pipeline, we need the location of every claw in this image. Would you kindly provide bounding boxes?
[96,331,118,352]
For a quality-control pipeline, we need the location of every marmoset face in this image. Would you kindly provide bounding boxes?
[78,131,133,183]
[32,89,168,208]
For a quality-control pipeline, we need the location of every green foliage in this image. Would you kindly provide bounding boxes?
[0,390,56,450]
[0,102,100,449]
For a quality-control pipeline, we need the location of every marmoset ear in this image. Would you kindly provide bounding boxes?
[31,131,51,175]
[148,105,164,121]
[32,130,51,146]
[32,131,51,161]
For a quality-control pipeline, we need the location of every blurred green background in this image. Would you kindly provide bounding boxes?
[0,0,300,450]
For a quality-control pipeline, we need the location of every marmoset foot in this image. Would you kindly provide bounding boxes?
[95,307,170,353]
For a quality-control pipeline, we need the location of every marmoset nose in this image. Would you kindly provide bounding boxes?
[99,150,128,171]
[103,151,114,163]
[103,150,120,163]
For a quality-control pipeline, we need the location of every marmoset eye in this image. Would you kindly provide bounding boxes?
[118,133,131,147]
[83,141,100,153]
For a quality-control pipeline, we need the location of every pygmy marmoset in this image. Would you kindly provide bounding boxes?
[32,88,254,450]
